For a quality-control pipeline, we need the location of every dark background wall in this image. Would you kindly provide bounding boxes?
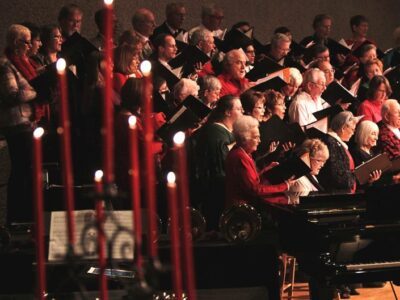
[0,0,399,52]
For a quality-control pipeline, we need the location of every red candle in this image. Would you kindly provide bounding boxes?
[56,58,76,247]
[103,0,115,184]
[32,127,46,300]
[167,172,183,300]
[173,132,197,300]
[94,170,108,300]
[140,60,158,259]
[128,116,144,278]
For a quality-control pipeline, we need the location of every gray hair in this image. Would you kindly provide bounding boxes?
[330,111,358,133]
[271,32,291,48]
[173,78,200,102]
[296,138,329,160]
[382,99,400,122]
[354,120,379,147]
[233,115,259,144]
[190,28,213,46]
[303,68,325,85]
[6,24,30,48]
[222,49,245,71]
[198,75,221,97]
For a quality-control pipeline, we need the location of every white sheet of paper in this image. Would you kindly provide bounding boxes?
[48,210,134,261]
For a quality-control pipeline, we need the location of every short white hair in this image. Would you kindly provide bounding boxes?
[288,68,303,87]
[6,24,30,48]
[354,120,379,147]
[190,28,213,46]
[233,115,259,144]
[173,78,200,102]
[303,68,325,85]
[382,99,400,123]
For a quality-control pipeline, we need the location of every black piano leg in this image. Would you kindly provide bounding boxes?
[308,278,336,300]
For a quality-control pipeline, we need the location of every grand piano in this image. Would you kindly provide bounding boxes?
[267,183,400,299]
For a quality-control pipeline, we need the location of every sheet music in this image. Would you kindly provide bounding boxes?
[48,210,134,261]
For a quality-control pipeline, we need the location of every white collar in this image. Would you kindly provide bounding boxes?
[328,130,348,149]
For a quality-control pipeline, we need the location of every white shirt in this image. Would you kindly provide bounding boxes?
[388,124,400,139]
[288,91,330,133]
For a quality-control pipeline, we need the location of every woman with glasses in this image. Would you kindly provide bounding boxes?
[0,24,38,224]
[38,24,63,65]
[289,138,329,193]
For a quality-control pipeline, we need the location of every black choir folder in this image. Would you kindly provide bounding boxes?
[156,95,211,144]
[246,56,284,81]
[250,74,287,92]
[168,45,210,70]
[262,156,311,185]
[322,80,357,106]
[259,115,305,145]
[312,105,343,122]
[354,153,392,185]
[61,32,98,65]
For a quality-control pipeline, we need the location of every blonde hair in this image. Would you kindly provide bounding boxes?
[296,138,329,160]
[354,120,379,147]
[6,24,30,48]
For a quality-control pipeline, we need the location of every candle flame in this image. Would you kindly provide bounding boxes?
[128,115,137,128]
[167,172,176,184]
[56,58,66,72]
[33,127,44,139]
[94,170,104,182]
[104,0,113,5]
[140,60,152,76]
[173,131,185,146]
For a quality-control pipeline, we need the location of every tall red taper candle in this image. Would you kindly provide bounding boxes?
[102,0,115,184]
[56,58,76,246]
[140,60,158,259]
[94,170,108,300]
[33,127,46,300]
[167,172,183,300]
[173,132,197,300]
[128,116,144,277]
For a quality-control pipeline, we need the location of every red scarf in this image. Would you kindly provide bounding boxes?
[5,48,50,122]
[5,48,37,80]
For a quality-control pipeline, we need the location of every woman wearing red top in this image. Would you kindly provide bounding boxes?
[113,44,142,95]
[225,115,291,207]
[357,75,392,123]
[114,78,165,203]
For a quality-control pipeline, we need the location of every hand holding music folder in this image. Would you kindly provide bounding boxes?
[354,153,392,185]
[321,80,357,106]
[312,105,343,123]
[29,62,76,103]
[168,45,210,69]
[246,56,285,81]
[262,156,311,185]
[156,95,211,144]
[248,73,287,92]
